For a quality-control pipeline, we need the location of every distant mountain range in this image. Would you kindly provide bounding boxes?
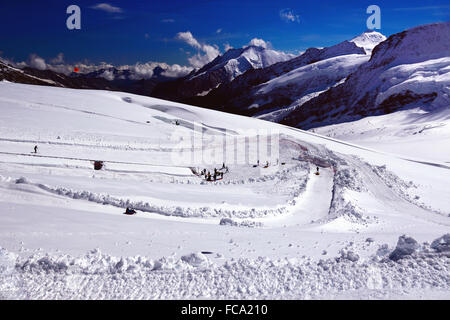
[1,22,448,131]
[281,22,450,129]
[184,31,385,121]
[151,45,294,101]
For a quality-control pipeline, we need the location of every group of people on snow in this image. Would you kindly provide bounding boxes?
[199,163,228,181]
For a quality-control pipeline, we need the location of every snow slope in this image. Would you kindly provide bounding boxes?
[0,82,449,299]
[283,22,450,129]
[313,106,450,164]
[255,54,370,122]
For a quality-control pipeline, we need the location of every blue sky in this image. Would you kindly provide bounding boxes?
[0,0,448,69]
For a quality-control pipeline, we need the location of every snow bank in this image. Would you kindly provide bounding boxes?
[2,237,449,299]
[14,178,288,219]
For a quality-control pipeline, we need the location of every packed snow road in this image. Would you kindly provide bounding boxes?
[0,82,448,299]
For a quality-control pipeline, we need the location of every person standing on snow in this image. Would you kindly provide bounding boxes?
[34,145,38,153]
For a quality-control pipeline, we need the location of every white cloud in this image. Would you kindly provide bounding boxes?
[4,51,193,80]
[216,28,222,34]
[177,31,202,49]
[28,54,47,70]
[126,62,192,79]
[144,33,150,39]
[161,64,193,78]
[90,3,123,13]
[50,53,64,64]
[247,38,270,49]
[100,69,115,81]
[280,8,300,23]
[177,31,220,68]
[224,43,233,51]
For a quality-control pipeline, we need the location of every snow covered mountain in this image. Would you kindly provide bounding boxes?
[0,59,123,90]
[0,60,63,86]
[0,59,182,96]
[0,81,449,299]
[282,22,450,130]
[151,45,294,101]
[350,31,387,54]
[188,32,381,120]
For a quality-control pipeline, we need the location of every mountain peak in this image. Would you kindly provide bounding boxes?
[351,30,387,54]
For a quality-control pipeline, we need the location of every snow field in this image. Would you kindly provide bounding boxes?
[0,82,449,299]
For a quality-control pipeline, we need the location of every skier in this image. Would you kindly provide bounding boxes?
[34,145,38,153]
[315,166,320,175]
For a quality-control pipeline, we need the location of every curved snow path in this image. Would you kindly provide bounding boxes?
[253,166,334,227]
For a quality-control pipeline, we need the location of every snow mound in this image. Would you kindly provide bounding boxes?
[180,252,210,268]
[389,235,420,261]
[0,247,17,275]
[219,218,263,228]
[16,248,211,275]
[431,234,450,253]
[337,249,360,262]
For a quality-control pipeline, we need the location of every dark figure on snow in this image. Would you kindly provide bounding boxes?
[34,145,38,153]
[316,166,319,173]
[124,207,136,215]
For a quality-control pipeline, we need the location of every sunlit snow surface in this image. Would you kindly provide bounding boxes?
[0,82,448,299]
